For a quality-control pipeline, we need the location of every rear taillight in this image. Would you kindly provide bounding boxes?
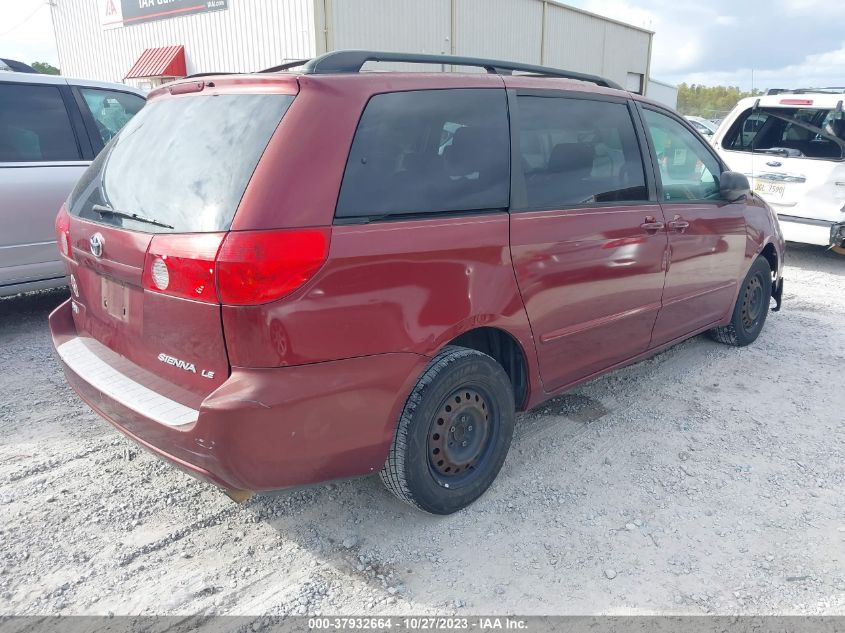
[217,229,330,305]
[142,233,225,303]
[56,205,71,258]
[142,228,330,306]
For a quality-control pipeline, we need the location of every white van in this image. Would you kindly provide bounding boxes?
[712,89,845,254]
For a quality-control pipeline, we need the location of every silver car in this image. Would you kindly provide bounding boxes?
[0,72,145,297]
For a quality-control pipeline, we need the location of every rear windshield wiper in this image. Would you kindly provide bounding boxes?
[92,204,174,230]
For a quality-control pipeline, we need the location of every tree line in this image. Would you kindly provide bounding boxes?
[677,83,765,120]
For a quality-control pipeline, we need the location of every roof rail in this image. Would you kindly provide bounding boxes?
[259,50,623,90]
[259,59,310,74]
[184,72,238,79]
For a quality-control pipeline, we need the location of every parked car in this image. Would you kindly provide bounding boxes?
[685,115,718,139]
[0,72,145,297]
[49,51,784,514]
[0,58,38,74]
[712,89,845,254]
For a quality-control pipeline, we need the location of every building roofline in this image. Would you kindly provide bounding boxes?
[543,0,655,35]
[648,78,677,89]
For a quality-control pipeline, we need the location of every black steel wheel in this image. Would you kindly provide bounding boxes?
[428,386,496,486]
[380,346,515,514]
[709,256,773,347]
[740,273,765,331]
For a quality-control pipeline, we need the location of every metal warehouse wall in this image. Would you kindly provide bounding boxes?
[51,0,316,86]
[543,2,650,86]
[52,0,651,91]
[323,0,651,87]
[647,79,679,109]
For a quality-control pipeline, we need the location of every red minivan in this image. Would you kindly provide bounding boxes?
[50,51,784,514]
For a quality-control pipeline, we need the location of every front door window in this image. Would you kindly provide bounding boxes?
[643,109,722,201]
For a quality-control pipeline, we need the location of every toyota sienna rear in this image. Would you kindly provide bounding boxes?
[51,51,784,514]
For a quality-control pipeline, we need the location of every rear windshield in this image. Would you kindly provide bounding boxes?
[723,107,845,160]
[68,93,294,232]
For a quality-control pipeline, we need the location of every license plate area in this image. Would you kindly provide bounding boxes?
[101,277,130,322]
[754,181,786,199]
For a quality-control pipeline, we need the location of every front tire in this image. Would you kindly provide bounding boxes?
[709,256,773,347]
[380,346,515,515]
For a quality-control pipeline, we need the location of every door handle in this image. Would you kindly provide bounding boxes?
[667,215,690,232]
[640,217,665,233]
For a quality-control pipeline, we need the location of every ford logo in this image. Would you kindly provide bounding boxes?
[89,233,104,258]
[766,160,782,167]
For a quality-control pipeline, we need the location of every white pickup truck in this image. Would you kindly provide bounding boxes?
[712,89,845,254]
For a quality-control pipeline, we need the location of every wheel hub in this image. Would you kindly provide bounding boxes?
[429,388,491,477]
[741,274,764,329]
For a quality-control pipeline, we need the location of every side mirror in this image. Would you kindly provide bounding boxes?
[720,171,750,201]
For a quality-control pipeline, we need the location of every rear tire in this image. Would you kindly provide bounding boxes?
[709,256,772,347]
[379,346,515,515]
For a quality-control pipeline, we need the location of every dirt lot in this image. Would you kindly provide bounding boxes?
[0,244,843,616]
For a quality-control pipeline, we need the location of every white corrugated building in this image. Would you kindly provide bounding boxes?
[51,0,654,94]
[647,78,679,109]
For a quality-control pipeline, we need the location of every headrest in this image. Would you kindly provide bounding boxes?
[445,127,489,176]
[827,118,845,140]
[548,142,595,176]
[785,125,812,141]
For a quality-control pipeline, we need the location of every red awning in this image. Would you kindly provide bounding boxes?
[125,45,186,79]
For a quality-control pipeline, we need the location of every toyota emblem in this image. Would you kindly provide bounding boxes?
[90,233,104,258]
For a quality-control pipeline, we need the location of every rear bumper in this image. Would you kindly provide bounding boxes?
[49,299,427,494]
[778,214,845,247]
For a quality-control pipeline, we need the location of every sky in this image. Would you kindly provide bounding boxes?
[566,0,845,89]
[1,0,844,90]
[0,0,58,68]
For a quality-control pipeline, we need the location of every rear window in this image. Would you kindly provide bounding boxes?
[335,89,510,219]
[724,107,845,160]
[78,87,146,145]
[68,93,293,232]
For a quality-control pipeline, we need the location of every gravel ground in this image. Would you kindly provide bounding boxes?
[0,244,843,617]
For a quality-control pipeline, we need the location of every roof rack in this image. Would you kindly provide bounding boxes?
[184,72,237,79]
[259,59,310,74]
[259,50,623,90]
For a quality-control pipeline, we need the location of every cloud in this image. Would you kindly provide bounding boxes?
[680,41,845,90]
[579,0,731,76]
[569,0,845,89]
[779,0,845,16]
[1,2,60,67]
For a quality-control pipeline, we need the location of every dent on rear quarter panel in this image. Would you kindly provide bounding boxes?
[221,215,545,414]
[223,214,537,368]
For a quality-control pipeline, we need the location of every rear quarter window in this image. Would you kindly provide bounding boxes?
[335,89,510,219]
[78,87,146,145]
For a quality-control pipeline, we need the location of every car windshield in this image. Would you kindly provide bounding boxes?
[724,106,845,160]
[68,93,294,233]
